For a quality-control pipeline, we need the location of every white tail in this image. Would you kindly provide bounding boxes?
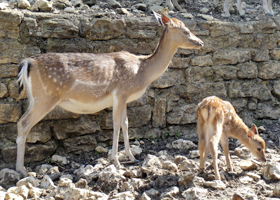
[15,12,204,177]
[213,0,274,17]
[197,96,266,180]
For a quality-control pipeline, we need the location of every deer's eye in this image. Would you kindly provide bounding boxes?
[184,31,190,35]
[257,148,261,151]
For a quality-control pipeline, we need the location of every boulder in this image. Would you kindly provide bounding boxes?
[262,162,280,180]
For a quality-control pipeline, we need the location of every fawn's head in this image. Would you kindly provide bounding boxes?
[247,124,266,162]
[153,11,204,50]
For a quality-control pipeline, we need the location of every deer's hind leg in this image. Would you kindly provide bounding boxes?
[17,96,59,177]
[209,116,223,180]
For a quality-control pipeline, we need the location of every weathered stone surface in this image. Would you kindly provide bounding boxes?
[52,0,72,9]
[167,103,197,124]
[152,98,166,128]
[51,155,68,165]
[142,154,162,168]
[239,160,257,171]
[42,106,80,120]
[53,116,100,140]
[185,66,213,83]
[0,64,18,78]
[256,103,280,119]
[212,65,237,81]
[31,0,52,12]
[62,134,97,154]
[126,18,157,39]
[27,122,52,143]
[228,80,272,100]
[262,162,280,180]
[271,48,280,60]
[213,49,251,65]
[18,0,31,9]
[273,80,280,98]
[204,180,226,189]
[34,17,79,38]
[0,83,8,98]
[151,69,185,88]
[177,82,227,103]
[234,147,251,159]
[251,49,270,61]
[0,10,23,39]
[182,187,208,199]
[190,54,213,66]
[172,139,197,150]
[16,176,39,188]
[237,61,258,79]
[258,61,280,79]
[0,169,21,189]
[0,103,21,123]
[102,105,152,129]
[0,39,41,64]
[170,57,190,69]
[81,18,126,40]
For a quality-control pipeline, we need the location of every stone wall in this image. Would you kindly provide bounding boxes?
[0,10,280,168]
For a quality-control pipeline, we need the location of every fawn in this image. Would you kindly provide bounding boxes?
[197,96,266,180]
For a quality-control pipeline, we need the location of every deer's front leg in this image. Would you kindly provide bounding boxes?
[221,135,233,172]
[121,106,135,162]
[236,0,245,16]
[263,0,274,15]
[223,0,231,17]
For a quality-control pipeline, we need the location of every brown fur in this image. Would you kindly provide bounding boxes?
[197,96,266,180]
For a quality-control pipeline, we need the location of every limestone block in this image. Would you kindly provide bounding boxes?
[210,21,238,37]
[212,65,237,81]
[204,180,226,189]
[0,39,41,64]
[185,66,213,83]
[101,105,151,129]
[0,103,21,123]
[160,186,179,199]
[7,185,29,199]
[0,83,8,98]
[239,160,257,171]
[213,49,251,65]
[31,0,53,12]
[41,175,56,189]
[162,161,178,172]
[151,69,185,88]
[18,0,31,9]
[27,122,52,143]
[33,17,79,38]
[167,103,197,124]
[182,187,208,200]
[251,49,270,61]
[170,57,190,69]
[228,80,272,100]
[172,139,197,150]
[52,0,72,9]
[81,18,126,40]
[237,61,258,79]
[7,79,19,99]
[16,176,40,188]
[142,154,162,168]
[51,155,68,165]
[62,134,97,154]
[258,61,280,80]
[271,48,280,60]
[273,80,280,98]
[0,10,23,39]
[176,82,227,103]
[190,54,213,66]
[256,103,280,119]
[0,64,18,78]
[126,18,157,39]
[0,168,21,189]
[152,98,166,128]
[262,162,280,180]
[53,116,100,140]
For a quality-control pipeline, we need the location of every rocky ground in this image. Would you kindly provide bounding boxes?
[0,119,279,199]
[0,0,280,199]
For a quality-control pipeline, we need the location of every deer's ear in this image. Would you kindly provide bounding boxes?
[248,131,254,139]
[152,10,172,27]
[251,124,259,135]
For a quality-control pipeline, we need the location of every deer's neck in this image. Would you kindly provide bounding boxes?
[142,28,178,85]
[229,117,250,144]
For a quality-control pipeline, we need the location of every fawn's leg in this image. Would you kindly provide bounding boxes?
[221,134,233,172]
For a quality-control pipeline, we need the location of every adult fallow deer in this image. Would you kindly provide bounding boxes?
[197,96,266,180]
[16,12,204,176]
[215,0,274,17]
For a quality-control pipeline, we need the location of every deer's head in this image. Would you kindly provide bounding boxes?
[153,11,204,50]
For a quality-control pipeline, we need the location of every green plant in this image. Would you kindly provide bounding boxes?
[175,131,182,139]
[94,151,100,156]
[165,131,170,137]
[45,157,51,164]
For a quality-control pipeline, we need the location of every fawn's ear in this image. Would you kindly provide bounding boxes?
[248,131,254,139]
[251,124,259,135]
[153,10,173,27]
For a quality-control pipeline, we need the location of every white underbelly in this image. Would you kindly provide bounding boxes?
[127,88,147,103]
[58,95,113,114]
